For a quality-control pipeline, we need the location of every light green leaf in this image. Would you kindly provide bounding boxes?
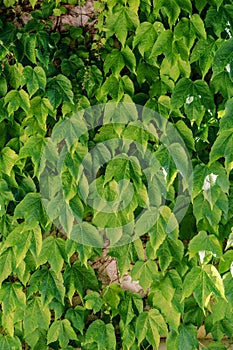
[190,14,206,39]
[175,120,195,150]
[23,296,50,341]
[38,236,67,275]
[23,66,46,97]
[0,76,7,96]
[0,248,13,287]
[0,147,18,175]
[47,319,77,348]
[84,320,116,350]
[131,259,158,290]
[105,7,139,46]
[19,135,47,177]
[136,309,168,349]
[0,335,21,350]
[188,231,222,259]
[210,130,233,174]
[133,22,158,56]
[84,292,103,314]
[14,193,48,229]
[183,265,225,309]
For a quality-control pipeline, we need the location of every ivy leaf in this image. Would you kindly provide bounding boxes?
[167,324,199,350]
[23,296,50,346]
[183,265,226,310]
[14,193,48,230]
[38,236,67,275]
[24,33,37,64]
[23,66,46,97]
[19,135,47,177]
[136,309,168,349]
[133,22,158,56]
[29,266,65,305]
[64,260,99,301]
[0,282,26,336]
[47,74,74,108]
[157,237,184,272]
[190,37,216,77]
[66,305,85,334]
[105,7,139,46]
[0,76,7,97]
[188,231,222,260]
[119,293,143,326]
[0,335,21,350]
[212,37,233,78]
[4,89,30,115]
[47,319,77,348]
[84,292,103,314]
[131,259,158,290]
[0,147,18,176]
[171,78,215,126]
[210,129,233,174]
[156,0,181,26]
[84,320,116,350]
[151,274,182,331]
[0,249,13,287]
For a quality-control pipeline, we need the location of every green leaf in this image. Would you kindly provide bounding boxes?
[4,89,30,115]
[133,22,158,56]
[157,237,184,271]
[65,305,85,334]
[0,335,21,350]
[210,130,233,174]
[47,319,77,348]
[0,147,18,175]
[154,0,180,27]
[183,265,225,310]
[84,320,116,350]
[188,231,222,260]
[171,78,215,126]
[0,249,13,287]
[84,292,103,313]
[136,309,168,349]
[23,66,46,97]
[29,266,65,305]
[151,271,182,331]
[64,260,99,300]
[24,33,37,64]
[212,37,233,78]
[19,135,47,177]
[38,236,67,275]
[23,296,50,345]
[14,193,48,229]
[0,282,26,336]
[0,76,7,96]
[175,120,195,150]
[119,293,143,326]
[131,259,158,290]
[167,324,199,350]
[105,7,139,46]
[6,63,24,89]
[190,37,216,77]
[47,74,74,108]
[190,14,206,39]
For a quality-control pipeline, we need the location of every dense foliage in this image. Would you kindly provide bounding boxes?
[0,0,233,349]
